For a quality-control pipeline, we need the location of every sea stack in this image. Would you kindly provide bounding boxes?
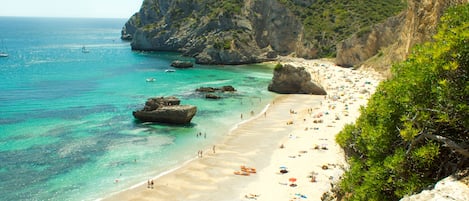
[133,96,197,124]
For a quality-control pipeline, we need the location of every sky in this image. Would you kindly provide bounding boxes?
[0,0,143,18]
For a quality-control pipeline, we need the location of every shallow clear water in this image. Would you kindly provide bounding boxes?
[0,17,276,201]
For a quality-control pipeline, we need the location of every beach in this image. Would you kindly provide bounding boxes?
[102,58,382,201]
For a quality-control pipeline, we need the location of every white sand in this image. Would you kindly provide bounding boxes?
[101,58,382,201]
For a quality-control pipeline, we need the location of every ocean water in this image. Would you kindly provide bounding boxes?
[0,17,276,201]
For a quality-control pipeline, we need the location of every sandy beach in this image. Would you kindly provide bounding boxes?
[102,58,381,201]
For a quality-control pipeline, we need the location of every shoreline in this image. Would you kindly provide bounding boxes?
[98,101,276,200]
[102,59,381,201]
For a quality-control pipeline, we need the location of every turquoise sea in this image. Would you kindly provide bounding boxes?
[0,17,276,201]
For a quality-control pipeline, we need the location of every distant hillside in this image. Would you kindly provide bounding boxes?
[278,0,406,58]
[121,0,405,64]
[336,0,469,72]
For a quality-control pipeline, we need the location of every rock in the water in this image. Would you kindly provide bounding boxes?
[196,85,237,93]
[195,85,237,99]
[268,64,327,95]
[205,93,221,99]
[133,96,197,124]
[170,60,194,68]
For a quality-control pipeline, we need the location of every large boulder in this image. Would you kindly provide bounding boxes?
[133,96,197,124]
[268,64,327,95]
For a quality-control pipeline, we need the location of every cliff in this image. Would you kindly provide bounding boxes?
[336,0,469,72]
[122,0,308,65]
[121,0,404,65]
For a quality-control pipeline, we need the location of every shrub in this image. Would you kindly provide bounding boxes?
[336,4,469,200]
[274,63,283,71]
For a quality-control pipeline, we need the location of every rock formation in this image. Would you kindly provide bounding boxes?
[196,85,236,99]
[336,0,469,71]
[268,64,326,95]
[196,86,236,93]
[170,60,193,68]
[400,171,469,201]
[133,96,197,124]
[121,0,310,64]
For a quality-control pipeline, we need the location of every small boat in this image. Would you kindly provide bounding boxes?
[82,46,90,53]
[0,40,8,57]
[146,78,156,82]
[165,69,176,73]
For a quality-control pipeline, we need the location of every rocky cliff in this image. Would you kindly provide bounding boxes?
[336,0,469,71]
[122,0,403,65]
[122,0,310,65]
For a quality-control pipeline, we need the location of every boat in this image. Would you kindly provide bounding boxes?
[0,40,8,57]
[165,69,176,73]
[82,46,90,53]
[146,77,156,82]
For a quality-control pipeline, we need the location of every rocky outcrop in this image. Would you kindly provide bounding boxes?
[170,60,193,68]
[268,64,326,95]
[196,86,236,93]
[336,0,469,70]
[400,171,469,201]
[133,96,197,124]
[121,0,311,65]
[196,85,236,99]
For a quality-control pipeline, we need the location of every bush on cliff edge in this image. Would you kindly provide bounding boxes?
[336,4,469,200]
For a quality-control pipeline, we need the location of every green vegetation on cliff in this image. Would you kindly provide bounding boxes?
[336,4,469,200]
[279,0,406,57]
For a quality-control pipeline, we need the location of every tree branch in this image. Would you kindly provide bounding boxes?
[422,133,469,158]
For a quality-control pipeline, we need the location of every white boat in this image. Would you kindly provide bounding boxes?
[165,69,176,73]
[146,78,156,82]
[0,40,8,57]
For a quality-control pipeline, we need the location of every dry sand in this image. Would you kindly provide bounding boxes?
[101,58,382,201]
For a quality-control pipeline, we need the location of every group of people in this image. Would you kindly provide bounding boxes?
[196,132,206,138]
[147,179,154,189]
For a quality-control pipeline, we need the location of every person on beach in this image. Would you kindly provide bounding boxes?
[212,145,216,154]
[147,180,150,188]
[240,113,243,119]
[151,180,154,189]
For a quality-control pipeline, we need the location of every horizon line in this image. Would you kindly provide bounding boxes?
[0,15,131,20]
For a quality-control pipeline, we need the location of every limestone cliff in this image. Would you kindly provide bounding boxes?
[122,0,310,65]
[336,0,469,72]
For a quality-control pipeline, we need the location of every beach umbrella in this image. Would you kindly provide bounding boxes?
[289,177,297,187]
[279,166,288,174]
